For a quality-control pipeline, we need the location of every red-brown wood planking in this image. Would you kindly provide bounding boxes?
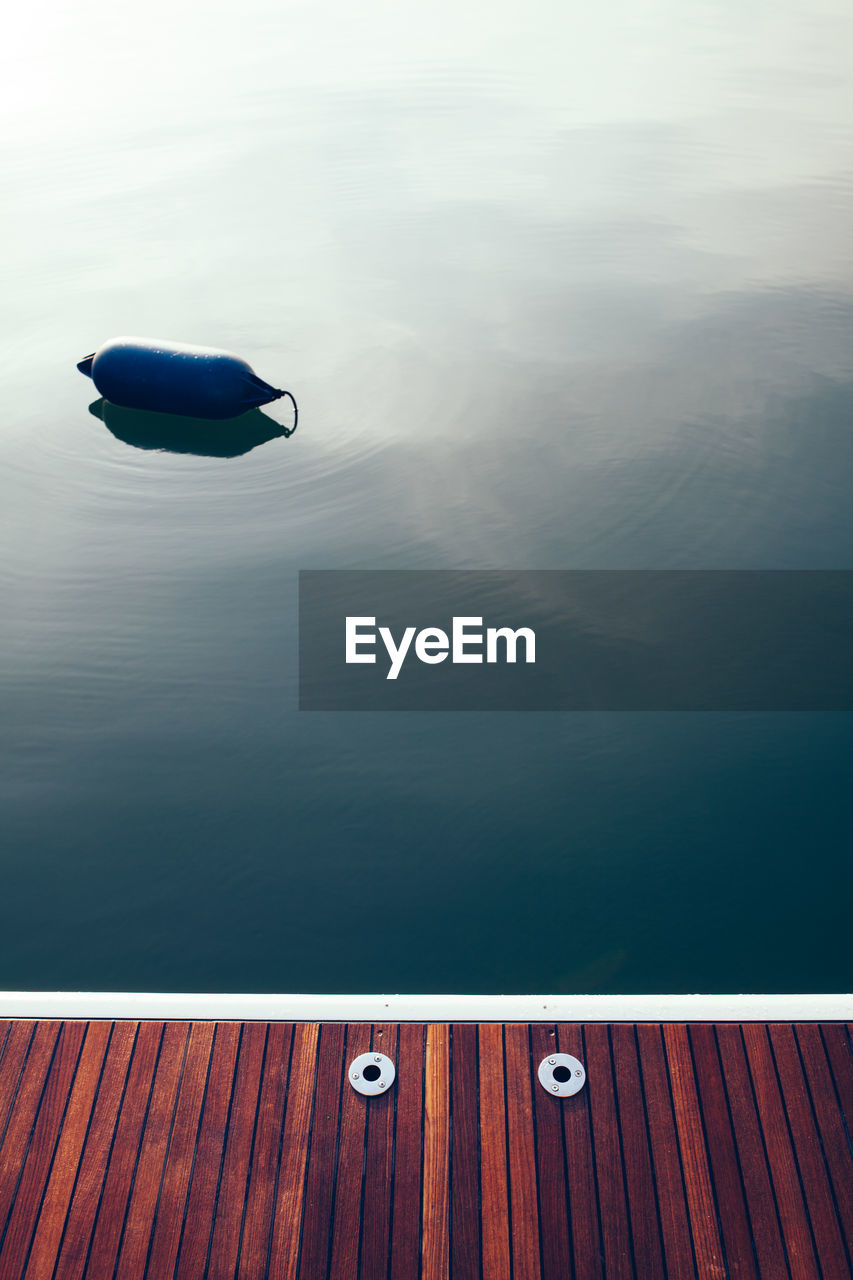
[0,1021,849,1278]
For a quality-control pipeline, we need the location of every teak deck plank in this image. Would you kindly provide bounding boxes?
[358,1022,397,1278]
[529,1024,571,1280]
[609,1024,667,1278]
[350,1023,395,1276]
[145,1020,216,1278]
[449,1023,481,1280]
[795,1023,853,1259]
[112,1020,189,1280]
[0,1023,37,1158]
[503,1023,541,1280]
[0,1018,849,1278]
[204,1021,267,1280]
[51,1021,139,1280]
[421,1024,450,1280]
[742,1023,821,1280]
[478,1022,511,1280]
[22,1020,113,1279]
[663,1022,728,1279]
[0,1021,62,1242]
[687,1023,758,1280]
[236,1021,294,1280]
[634,1023,696,1279]
[293,1021,346,1279]
[0,1020,86,1277]
[768,1023,850,1276]
[713,1023,790,1279]
[557,1023,604,1279]
[328,1023,372,1280]
[584,1024,634,1279]
[821,1024,853,1134]
[388,1022,424,1280]
[172,1021,241,1279]
[266,1021,318,1280]
[77,1021,163,1279]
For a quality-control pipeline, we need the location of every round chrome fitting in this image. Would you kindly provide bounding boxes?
[538,1053,586,1097]
[348,1052,396,1096]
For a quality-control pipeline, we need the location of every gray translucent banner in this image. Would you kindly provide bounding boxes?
[298,571,853,711]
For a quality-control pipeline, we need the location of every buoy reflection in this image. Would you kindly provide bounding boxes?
[90,398,295,458]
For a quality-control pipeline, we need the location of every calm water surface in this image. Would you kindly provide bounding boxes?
[2,0,852,992]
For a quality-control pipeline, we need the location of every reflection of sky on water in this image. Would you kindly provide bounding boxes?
[0,0,851,991]
[3,0,852,359]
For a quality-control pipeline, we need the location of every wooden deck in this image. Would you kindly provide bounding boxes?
[0,1020,850,1278]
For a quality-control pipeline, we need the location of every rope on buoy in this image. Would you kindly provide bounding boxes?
[276,388,298,435]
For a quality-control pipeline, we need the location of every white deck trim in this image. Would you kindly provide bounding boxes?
[0,992,849,1021]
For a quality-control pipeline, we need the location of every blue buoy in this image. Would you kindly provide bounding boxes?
[77,336,297,425]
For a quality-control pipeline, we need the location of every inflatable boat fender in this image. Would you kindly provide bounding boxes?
[77,336,297,423]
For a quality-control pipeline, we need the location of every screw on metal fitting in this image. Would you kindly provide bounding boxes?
[538,1053,586,1098]
[348,1052,396,1097]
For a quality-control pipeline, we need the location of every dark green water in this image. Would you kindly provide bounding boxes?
[2,0,852,993]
